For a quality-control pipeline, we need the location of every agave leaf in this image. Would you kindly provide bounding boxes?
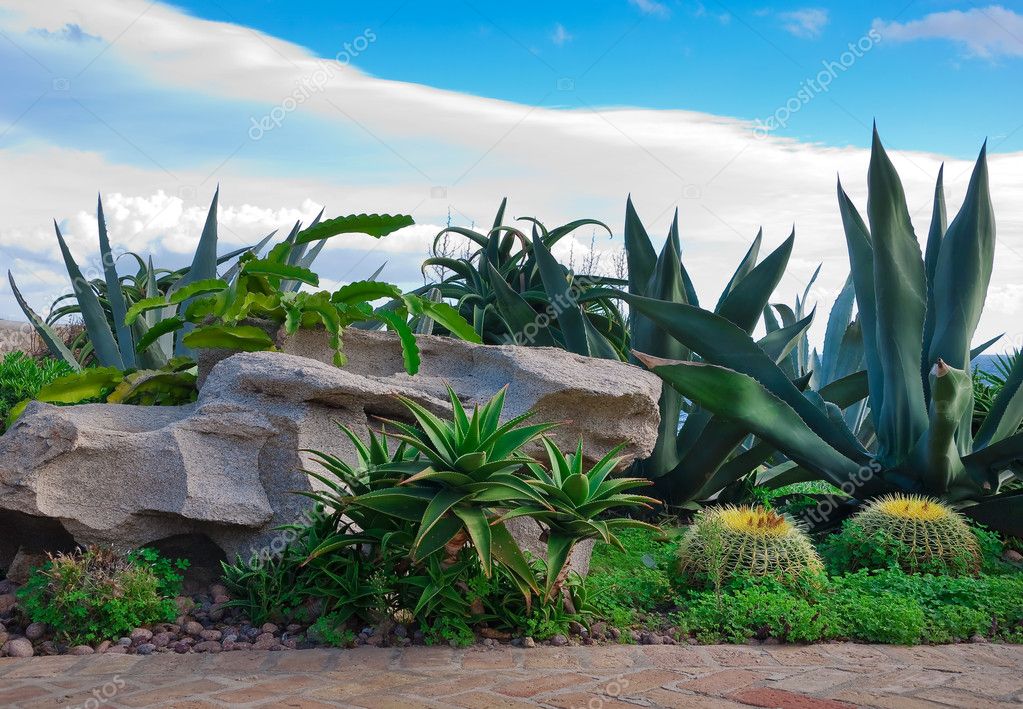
[758,309,814,365]
[716,229,793,334]
[623,195,657,292]
[974,349,1023,449]
[7,271,81,370]
[714,228,762,311]
[634,354,869,491]
[296,213,414,244]
[971,335,1003,362]
[960,490,1023,538]
[96,196,135,368]
[491,521,540,595]
[452,506,492,576]
[176,188,220,356]
[486,262,555,346]
[821,275,856,384]
[865,127,928,465]
[616,293,868,463]
[54,221,123,368]
[531,228,588,355]
[921,165,947,393]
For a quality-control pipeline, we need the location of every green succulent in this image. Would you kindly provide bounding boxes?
[632,128,1023,534]
[349,387,554,593]
[678,505,823,587]
[420,199,628,359]
[504,438,660,600]
[832,494,982,576]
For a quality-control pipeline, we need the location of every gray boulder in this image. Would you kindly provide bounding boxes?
[0,329,661,575]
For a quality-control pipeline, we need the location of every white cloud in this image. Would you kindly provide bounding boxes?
[629,0,671,19]
[551,23,572,46]
[779,8,829,38]
[0,0,1021,352]
[873,5,1023,59]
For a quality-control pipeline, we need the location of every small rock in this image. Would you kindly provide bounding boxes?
[253,633,277,650]
[172,642,191,654]
[609,627,621,641]
[199,629,222,642]
[69,645,94,655]
[640,632,661,645]
[209,583,228,598]
[193,640,222,653]
[136,643,156,656]
[970,634,989,644]
[183,621,204,636]
[104,645,127,654]
[549,634,568,647]
[174,596,194,613]
[568,621,585,636]
[222,633,238,644]
[522,637,536,648]
[1002,550,1023,563]
[38,641,59,656]
[24,622,46,641]
[0,594,16,616]
[118,637,132,647]
[590,622,607,639]
[393,625,408,639]
[130,628,153,644]
[3,638,34,657]
[96,641,112,653]
[763,637,780,645]
[229,640,252,651]
[260,622,279,634]
[151,632,174,648]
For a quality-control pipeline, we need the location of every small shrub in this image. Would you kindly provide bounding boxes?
[17,546,186,644]
[0,352,74,430]
[824,495,981,576]
[678,505,823,589]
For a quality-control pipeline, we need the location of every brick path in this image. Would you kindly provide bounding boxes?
[1,643,1022,708]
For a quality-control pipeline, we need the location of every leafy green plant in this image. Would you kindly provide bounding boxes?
[421,199,628,358]
[0,352,74,431]
[677,505,823,589]
[17,546,186,645]
[631,130,1023,533]
[822,495,982,576]
[510,438,659,600]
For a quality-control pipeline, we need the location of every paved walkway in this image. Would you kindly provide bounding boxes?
[1,643,1022,708]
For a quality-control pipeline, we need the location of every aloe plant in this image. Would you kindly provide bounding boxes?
[421,199,628,359]
[634,129,1023,535]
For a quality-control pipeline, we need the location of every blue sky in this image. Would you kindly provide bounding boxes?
[1,0,1022,349]
[166,0,1023,157]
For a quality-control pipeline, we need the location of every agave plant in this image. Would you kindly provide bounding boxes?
[420,199,628,359]
[634,129,1023,535]
[611,197,824,503]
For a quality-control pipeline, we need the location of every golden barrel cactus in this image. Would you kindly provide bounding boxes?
[845,494,982,575]
[678,505,823,585]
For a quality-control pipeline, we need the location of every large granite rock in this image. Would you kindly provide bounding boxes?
[0,330,661,573]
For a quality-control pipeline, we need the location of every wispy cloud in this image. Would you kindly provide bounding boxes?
[779,8,829,38]
[873,5,1023,59]
[31,22,101,42]
[551,22,573,46]
[629,0,671,19]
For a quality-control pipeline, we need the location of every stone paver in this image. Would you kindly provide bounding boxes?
[0,643,1021,707]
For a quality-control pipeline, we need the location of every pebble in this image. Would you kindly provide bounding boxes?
[193,640,223,653]
[183,621,204,636]
[640,632,662,645]
[253,633,277,650]
[118,637,132,647]
[261,623,279,634]
[199,629,222,641]
[151,632,175,648]
[0,594,16,616]
[69,645,94,655]
[96,641,112,653]
[1003,550,1023,563]
[550,634,568,647]
[130,628,154,644]
[104,645,127,654]
[3,638,34,657]
[522,637,536,648]
[173,642,191,654]
[970,634,989,643]
[0,631,8,648]
[24,623,46,641]
[209,584,228,598]
[568,621,584,636]
[136,643,156,656]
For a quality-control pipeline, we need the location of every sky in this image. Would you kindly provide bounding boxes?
[1,0,1022,351]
